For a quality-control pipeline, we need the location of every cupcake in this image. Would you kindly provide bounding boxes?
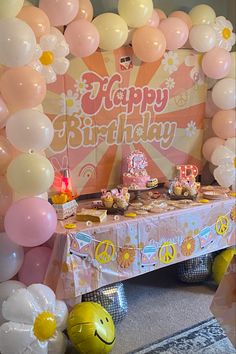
[103,196,114,208]
[116,196,128,209]
[173,186,183,196]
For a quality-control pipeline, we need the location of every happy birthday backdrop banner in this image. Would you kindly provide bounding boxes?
[44,47,206,195]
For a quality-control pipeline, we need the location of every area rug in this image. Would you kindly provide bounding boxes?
[128,318,236,354]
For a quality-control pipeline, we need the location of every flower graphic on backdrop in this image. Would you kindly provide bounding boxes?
[59,90,80,115]
[162,51,179,75]
[213,16,236,51]
[185,54,205,86]
[74,79,88,94]
[185,121,197,137]
[0,284,68,354]
[211,138,236,190]
[135,127,144,138]
[117,245,135,268]
[31,34,70,84]
[165,77,175,90]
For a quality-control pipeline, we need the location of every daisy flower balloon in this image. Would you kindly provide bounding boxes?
[31,34,70,84]
[213,16,236,51]
[0,284,68,354]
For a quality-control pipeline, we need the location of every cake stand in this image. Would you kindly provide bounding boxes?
[128,186,157,202]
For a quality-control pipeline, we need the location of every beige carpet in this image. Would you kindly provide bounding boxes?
[112,266,216,354]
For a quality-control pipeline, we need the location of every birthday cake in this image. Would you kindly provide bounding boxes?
[123,150,151,189]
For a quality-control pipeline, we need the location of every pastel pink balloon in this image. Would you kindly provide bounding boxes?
[202,137,225,161]
[147,10,160,27]
[64,19,99,58]
[205,91,219,118]
[132,26,166,63]
[18,246,52,286]
[0,135,14,175]
[212,110,236,139]
[4,197,57,247]
[0,67,46,110]
[159,17,189,50]
[0,95,9,129]
[0,176,13,217]
[202,47,232,79]
[74,0,93,22]
[169,11,192,30]
[155,8,167,21]
[17,6,50,41]
[39,0,79,26]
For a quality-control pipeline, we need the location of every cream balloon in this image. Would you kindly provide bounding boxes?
[189,24,216,52]
[0,0,24,18]
[93,13,128,51]
[212,78,236,110]
[118,0,153,28]
[0,18,36,68]
[189,4,216,25]
[6,109,54,153]
[6,153,55,196]
[226,52,236,79]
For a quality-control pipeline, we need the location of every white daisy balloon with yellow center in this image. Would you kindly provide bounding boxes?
[31,34,70,84]
[213,16,236,51]
[0,284,68,354]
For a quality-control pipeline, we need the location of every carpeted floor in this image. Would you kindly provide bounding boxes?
[112,266,219,354]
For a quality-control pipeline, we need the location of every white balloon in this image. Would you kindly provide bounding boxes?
[0,18,36,68]
[214,166,235,188]
[6,109,54,153]
[211,145,234,166]
[0,281,26,326]
[0,233,24,283]
[189,24,216,52]
[226,52,236,79]
[212,78,236,110]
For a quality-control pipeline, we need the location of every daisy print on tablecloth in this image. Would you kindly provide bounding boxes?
[213,16,236,51]
[59,90,80,116]
[185,120,197,138]
[162,51,179,75]
[31,34,70,84]
[74,78,88,94]
[165,77,175,90]
[0,284,68,354]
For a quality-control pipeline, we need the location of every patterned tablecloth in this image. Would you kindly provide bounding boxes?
[44,197,236,300]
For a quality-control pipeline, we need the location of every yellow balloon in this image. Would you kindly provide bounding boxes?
[189,4,216,25]
[7,153,54,196]
[118,0,153,28]
[92,13,128,51]
[212,248,236,285]
[67,302,115,354]
[227,52,236,79]
[0,0,24,18]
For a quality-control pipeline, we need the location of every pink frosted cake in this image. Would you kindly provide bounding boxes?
[123,150,150,189]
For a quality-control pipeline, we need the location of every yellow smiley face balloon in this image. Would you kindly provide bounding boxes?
[67,302,116,354]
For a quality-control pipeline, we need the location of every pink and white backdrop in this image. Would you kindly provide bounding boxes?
[44,47,207,195]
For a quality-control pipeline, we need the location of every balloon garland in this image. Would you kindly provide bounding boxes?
[0,1,235,354]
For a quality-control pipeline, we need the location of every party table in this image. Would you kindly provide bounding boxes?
[44,195,236,301]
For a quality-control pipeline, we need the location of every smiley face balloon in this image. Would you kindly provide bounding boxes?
[67,302,116,354]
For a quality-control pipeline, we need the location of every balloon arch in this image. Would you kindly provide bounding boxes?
[0,1,235,354]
